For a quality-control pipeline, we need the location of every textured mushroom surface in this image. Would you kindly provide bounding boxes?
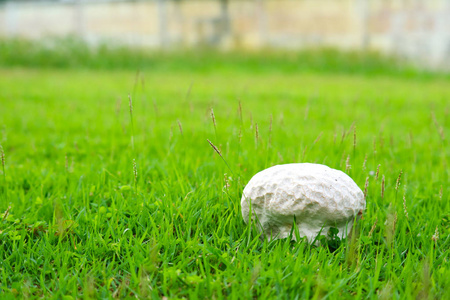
[241,163,365,242]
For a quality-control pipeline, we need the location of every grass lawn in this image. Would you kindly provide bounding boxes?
[0,49,449,298]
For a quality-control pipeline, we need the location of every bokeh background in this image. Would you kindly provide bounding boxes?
[1,0,450,69]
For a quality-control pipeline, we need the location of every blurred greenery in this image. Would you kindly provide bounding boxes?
[1,37,446,78]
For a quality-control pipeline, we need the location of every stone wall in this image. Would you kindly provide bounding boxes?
[1,0,449,68]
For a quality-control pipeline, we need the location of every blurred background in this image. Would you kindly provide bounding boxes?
[0,0,450,69]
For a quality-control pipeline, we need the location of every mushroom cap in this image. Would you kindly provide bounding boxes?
[241,163,365,242]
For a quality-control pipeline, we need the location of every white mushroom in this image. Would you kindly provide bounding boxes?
[241,163,365,243]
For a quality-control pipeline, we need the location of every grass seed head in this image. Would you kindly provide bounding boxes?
[373,138,377,154]
[0,145,4,167]
[364,176,369,200]
[238,99,243,123]
[223,173,231,191]
[394,212,398,229]
[133,159,138,183]
[395,170,403,190]
[381,175,385,199]
[2,206,11,222]
[375,164,380,180]
[432,226,439,242]
[207,139,222,157]
[268,115,273,148]
[177,120,183,135]
[368,218,378,237]
[345,155,351,172]
[438,126,445,141]
[210,108,217,129]
[341,128,346,143]
[362,154,367,171]
[255,123,259,146]
[269,114,273,133]
[403,194,409,220]
[313,132,323,145]
[128,94,133,114]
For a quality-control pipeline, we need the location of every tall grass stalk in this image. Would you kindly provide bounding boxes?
[210,108,217,140]
[395,170,403,201]
[0,145,5,192]
[207,139,234,177]
[133,159,138,193]
[128,94,135,151]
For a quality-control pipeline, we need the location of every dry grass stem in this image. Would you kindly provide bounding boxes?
[128,94,135,150]
[432,226,439,242]
[185,82,193,102]
[177,120,183,135]
[133,159,138,184]
[395,170,403,191]
[364,177,369,200]
[238,100,243,124]
[1,145,5,181]
[207,139,235,176]
[345,155,351,173]
[438,126,445,141]
[373,138,377,154]
[379,134,384,150]
[207,139,222,157]
[255,123,259,146]
[0,145,5,169]
[375,164,380,180]
[394,212,398,230]
[128,94,133,115]
[210,108,217,129]
[277,152,284,163]
[431,112,446,141]
[313,132,323,145]
[223,173,231,191]
[403,194,409,220]
[368,218,377,237]
[269,115,273,133]
[408,131,413,148]
[268,115,273,147]
[71,157,75,172]
[340,128,346,143]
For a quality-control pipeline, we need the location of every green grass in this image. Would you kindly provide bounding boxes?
[0,49,449,299]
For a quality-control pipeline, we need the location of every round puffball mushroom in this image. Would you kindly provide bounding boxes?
[241,163,365,243]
